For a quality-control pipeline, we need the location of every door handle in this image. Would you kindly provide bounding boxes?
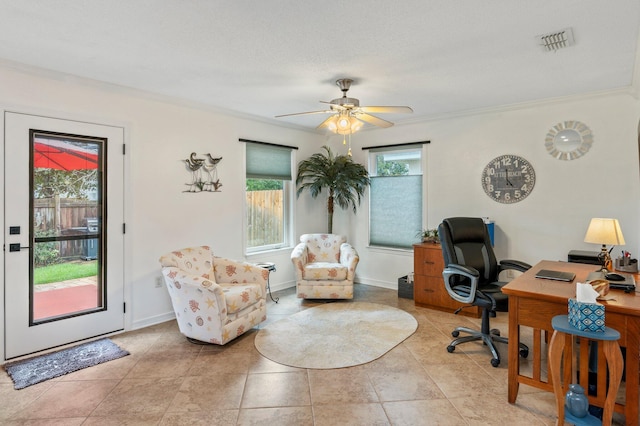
[8,243,30,252]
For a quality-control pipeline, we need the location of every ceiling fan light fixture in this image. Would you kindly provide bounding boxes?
[328,114,362,135]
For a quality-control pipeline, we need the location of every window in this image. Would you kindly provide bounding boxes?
[368,145,423,249]
[245,141,294,252]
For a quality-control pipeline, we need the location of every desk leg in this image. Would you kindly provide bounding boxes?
[508,295,520,404]
[624,318,640,426]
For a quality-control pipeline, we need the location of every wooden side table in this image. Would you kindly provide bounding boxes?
[548,315,624,426]
[255,262,278,303]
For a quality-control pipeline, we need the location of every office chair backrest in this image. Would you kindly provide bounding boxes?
[439,217,498,285]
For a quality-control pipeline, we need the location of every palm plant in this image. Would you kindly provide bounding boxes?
[296,145,370,233]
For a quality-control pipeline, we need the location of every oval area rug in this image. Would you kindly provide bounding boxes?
[254,302,418,369]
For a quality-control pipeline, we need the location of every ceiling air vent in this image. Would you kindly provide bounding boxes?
[538,28,575,51]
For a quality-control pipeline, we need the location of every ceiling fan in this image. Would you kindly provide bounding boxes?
[275,78,413,134]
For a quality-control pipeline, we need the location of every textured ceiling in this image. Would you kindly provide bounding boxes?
[0,1,638,131]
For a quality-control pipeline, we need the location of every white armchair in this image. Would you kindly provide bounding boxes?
[291,234,359,299]
[159,246,268,345]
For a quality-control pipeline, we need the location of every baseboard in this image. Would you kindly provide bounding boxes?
[354,277,396,290]
[131,311,176,331]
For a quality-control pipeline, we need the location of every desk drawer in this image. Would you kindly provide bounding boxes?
[414,245,444,276]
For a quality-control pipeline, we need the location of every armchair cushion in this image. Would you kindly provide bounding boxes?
[303,262,348,280]
[221,283,264,315]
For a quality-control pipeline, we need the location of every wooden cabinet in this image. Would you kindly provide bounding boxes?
[413,243,480,318]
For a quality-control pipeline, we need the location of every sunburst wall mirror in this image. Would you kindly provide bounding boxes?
[544,121,593,161]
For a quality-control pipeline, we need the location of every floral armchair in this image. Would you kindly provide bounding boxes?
[159,246,268,345]
[291,234,359,299]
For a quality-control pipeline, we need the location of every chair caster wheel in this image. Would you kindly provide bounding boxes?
[490,329,501,336]
[519,349,529,358]
[451,330,460,337]
[447,345,456,353]
[491,358,500,368]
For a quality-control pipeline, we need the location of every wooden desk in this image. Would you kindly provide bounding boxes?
[502,260,640,426]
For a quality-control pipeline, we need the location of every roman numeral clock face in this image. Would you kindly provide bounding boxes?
[481,155,536,204]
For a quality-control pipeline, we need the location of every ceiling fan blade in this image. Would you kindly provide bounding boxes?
[359,106,413,114]
[316,115,337,130]
[319,101,346,111]
[275,110,333,118]
[356,113,394,128]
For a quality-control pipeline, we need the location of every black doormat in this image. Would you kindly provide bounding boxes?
[3,338,129,389]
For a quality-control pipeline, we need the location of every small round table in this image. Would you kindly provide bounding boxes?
[255,262,278,303]
[548,315,623,426]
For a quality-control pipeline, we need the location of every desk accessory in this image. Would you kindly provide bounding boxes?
[535,269,575,282]
[587,271,636,292]
[568,283,605,332]
[583,217,625,272]
[567,250,600,265]
[614,251,638,273]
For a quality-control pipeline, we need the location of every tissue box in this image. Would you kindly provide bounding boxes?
[568,298,605,332]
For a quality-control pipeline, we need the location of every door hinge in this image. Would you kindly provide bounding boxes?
[122,143,126,155]
[123,302,126,313]
[122,223,126,234]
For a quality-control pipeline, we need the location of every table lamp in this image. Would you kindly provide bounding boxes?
[583,218,625,272]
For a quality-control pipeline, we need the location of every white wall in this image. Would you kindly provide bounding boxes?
[347,91,640,289]
[0,64,325,357]
[1,62,640,361]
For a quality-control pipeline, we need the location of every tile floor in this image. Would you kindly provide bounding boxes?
[0,284,627,425]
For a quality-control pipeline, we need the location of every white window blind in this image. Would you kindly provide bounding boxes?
[246,142,292,180]
[368,145,423,249]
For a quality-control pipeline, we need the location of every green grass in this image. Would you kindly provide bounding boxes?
[34,261,98,285]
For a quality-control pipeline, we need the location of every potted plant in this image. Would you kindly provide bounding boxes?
[296,145,370,233]
[417,228,439,243]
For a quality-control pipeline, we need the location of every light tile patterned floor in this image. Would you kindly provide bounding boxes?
[0,284,627,425]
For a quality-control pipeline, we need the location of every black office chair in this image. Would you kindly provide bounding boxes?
[438,217,531,367]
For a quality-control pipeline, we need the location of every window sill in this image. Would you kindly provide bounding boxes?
[366,245,415,256]
[245,246,294,259]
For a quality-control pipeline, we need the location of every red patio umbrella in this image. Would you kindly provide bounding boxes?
[33,138,99,171]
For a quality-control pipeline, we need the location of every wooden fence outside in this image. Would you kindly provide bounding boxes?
[34,197,98,259]
[34,191,282,258]
[246,190,283,247]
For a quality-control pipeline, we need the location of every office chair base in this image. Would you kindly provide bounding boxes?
[447,326,528,367]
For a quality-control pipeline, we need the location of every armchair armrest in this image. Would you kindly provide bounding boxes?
[442,263,480,304]
[161,267,227,325]
[498,259,531,273]
[339,243,359,280]
[290,242,308,280]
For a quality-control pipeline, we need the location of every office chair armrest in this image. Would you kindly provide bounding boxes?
[443,263,479,304]
[499,259,531,273]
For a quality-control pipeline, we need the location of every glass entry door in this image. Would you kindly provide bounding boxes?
[31,131,104,323]
[4,112,125,359]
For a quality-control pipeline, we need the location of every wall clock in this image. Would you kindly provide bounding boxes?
[544,121,593,160]
[481,154,536,204]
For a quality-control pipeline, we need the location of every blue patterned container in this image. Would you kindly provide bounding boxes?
[568,298,605,332]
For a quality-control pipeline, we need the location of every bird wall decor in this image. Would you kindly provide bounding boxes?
[183,152,223,192]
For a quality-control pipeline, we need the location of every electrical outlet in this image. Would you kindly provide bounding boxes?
[155,276,164,288]
[506,270,515,279]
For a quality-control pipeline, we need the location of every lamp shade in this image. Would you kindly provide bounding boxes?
[326,114,363,135]
[584,218,625,245]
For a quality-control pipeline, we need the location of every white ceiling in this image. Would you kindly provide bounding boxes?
[0,1,639,131]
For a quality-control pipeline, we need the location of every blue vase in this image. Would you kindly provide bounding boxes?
[565,383,589,418]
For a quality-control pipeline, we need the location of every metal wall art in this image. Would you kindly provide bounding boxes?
[184,152,223,192]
